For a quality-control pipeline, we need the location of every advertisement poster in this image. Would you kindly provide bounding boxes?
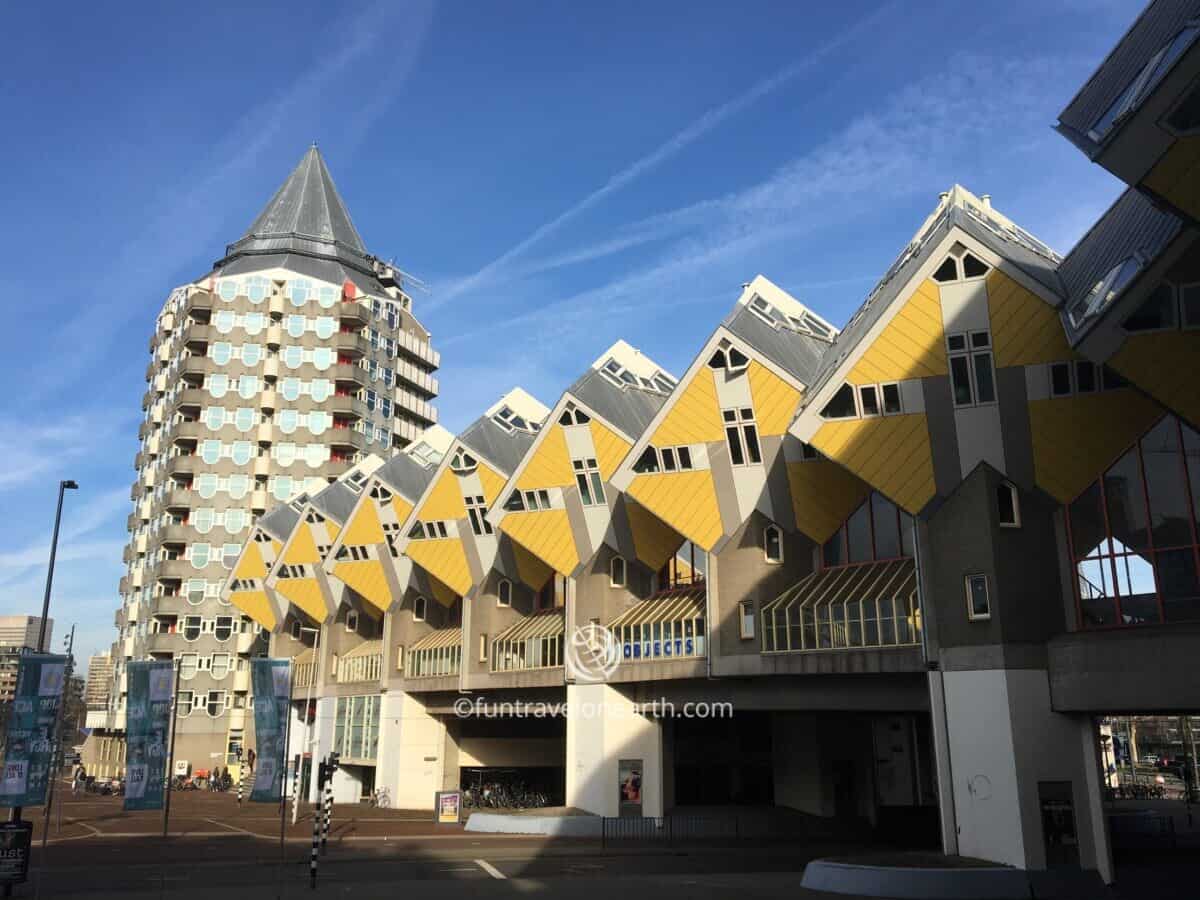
[0,653,67,807]
[435,790,461,824]
[250,659,291,803]
[123,660,174,811]
[618,758,643,818]
[0,821,32,885]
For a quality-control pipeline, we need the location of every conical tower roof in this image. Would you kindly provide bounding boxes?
[213,146,392,294]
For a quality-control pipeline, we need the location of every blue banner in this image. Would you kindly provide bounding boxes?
[122,661,174,811]
[0,654,67,807]
[250,659,291,803]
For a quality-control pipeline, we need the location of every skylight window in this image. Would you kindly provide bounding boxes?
[1088,24,1200,143]
[597,357,674,394]
[492,405,540,434]
[1068,256,1143,328]
[408,440,442,467]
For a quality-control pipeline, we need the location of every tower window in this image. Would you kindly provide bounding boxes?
[609,556,627,588]
[413,595,427,621]
[497,579,512,607]
[763,524,783,564]
[966,574,991,620]
[997,482,1020,528]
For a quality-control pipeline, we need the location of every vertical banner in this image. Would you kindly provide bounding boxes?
[250,659,291,803]
[123,661,174,811]
[0,653,67,807]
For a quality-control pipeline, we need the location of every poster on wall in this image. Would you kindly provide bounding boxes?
[0,653,67,807]
[123,660,174,811]
[435,790,462,824]
[250,659,292,803]
[618,758,643,818]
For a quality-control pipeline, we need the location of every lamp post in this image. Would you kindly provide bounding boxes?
[4,479,77,899]
[37,480,78,651]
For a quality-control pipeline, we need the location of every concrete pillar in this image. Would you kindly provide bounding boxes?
[566,682,663,817]
[388,692,447,810]
[927,671,960,855]
[941,667,1111,879]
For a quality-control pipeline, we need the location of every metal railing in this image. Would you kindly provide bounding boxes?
[600,813,800,847]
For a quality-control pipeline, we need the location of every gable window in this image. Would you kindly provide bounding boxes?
[450,448,477,473]
[573,458,606,507]
[966,574,991,620]
[345,610,359,633]
[497,579,512,607]
[413,595,427,621]
[609,556,627,588]
[820,383,858,420]
[723,408,762,466]
[822,492,914,569]
[947,331,996,407]
[465,495,494,536]
[290,620,302,640]
[739,601,756,639]
[997,482,1020,528]
[558,405,591,426]
[763,524,784,564]
[708,344,749,373]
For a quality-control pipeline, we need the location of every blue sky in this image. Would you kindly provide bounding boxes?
[0,0,1144,665]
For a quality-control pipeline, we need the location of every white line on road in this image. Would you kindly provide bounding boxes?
[475,858,506,879]
[205,818,257,836]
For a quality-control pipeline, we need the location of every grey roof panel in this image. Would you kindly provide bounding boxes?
[213,147,383,284]
[259,503,300,541]
[376,453,440,502]
[310,481,359,525]
[567,370,668,440]
[806,206,1064,401]
[1057,0,1200,147]
[722,305,830,386]
[1056,188,1185,343]
[460,416,540,476]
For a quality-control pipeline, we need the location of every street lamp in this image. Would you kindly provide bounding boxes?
[38,479,79,651]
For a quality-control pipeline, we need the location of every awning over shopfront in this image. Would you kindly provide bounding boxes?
[491,609,564,672]
[492,608,565,644]
[410,627,463,652]
[608,586,706,662]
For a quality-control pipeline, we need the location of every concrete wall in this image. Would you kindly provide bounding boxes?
[385,692,449,810]
[566,682,663,817]
[458,736,565,767]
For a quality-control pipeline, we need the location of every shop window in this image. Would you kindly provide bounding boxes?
[966,574,991,620]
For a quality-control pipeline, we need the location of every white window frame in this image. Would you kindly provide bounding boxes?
[572,457,606,507]
[465,495,493,536]
[479,633,488,663]
[966,573,991,621]
[413,595,427,622]
[722,407,762,467]
[763,524,784,564]
[609,556,627,589]
[946,331,997,408]
[738,600,756,640]
[997,481,1021,529]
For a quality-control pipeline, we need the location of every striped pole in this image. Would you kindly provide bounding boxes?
[321,773,333,853]
[310,762,323,889]
[237,766,243,806]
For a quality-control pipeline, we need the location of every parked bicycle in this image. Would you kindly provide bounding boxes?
[369,786,390,808]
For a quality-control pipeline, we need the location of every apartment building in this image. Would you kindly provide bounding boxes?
[86,146,440,774]
[0,615,52,703]
[84,652,113,713]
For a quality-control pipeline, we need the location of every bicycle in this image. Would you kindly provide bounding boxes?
[370,786,390,809]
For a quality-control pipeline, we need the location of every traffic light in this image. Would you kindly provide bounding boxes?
[327,753,340,773]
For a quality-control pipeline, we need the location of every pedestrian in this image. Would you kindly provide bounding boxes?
[247,748,255,773]
[72,765,86,796]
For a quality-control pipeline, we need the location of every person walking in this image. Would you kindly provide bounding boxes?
[72,765,86,796]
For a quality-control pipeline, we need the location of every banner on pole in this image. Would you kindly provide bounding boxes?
[0,653,67,808]
[250,659,291,803]
[122,660,174,811]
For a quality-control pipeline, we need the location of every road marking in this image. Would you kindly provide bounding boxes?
[205,818,257,836]
[66,818,101,836]
[439,866,480,872]
[474,859,506,879]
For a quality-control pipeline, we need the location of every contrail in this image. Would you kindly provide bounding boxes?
[436,1,898,305]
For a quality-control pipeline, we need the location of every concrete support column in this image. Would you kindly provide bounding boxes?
[308,696,336,803]
[566,682,664,817]
[927,671,960,856]
[389,693,448,810]
[374,689,405,806]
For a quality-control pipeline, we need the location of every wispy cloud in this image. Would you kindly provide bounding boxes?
[0,486,129,579]
[434,1,901,306]
[29,0,436,398]
[0,413,133,491]
[440,51,1089,349]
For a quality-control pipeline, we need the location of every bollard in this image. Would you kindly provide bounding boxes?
[321,774,333,853]
[310,760,325,889]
